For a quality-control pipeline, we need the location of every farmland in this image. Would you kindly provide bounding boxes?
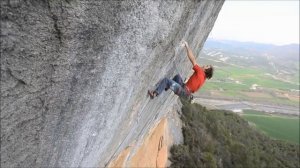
[193,39,299,145]
[241,110,299,144]
[196,39,300,107]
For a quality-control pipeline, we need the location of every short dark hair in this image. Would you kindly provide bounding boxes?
[205,66,214,80]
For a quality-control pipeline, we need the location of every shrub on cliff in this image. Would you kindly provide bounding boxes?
[169,98,300,168]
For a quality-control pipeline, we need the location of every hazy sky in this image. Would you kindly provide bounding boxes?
[209,0,299,45]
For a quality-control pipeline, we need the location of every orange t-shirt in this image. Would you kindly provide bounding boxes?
[185,64,206,93]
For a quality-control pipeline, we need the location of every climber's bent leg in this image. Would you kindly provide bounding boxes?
[155,77,186,97]
[172,74,184,86]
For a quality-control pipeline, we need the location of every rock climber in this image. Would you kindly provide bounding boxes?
[148,40,214,102]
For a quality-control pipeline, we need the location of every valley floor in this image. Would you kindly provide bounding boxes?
[193,97,299,116]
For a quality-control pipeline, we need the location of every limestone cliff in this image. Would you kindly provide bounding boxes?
[1,0,224,167]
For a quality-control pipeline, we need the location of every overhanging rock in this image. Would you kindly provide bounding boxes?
[1,0,224,167]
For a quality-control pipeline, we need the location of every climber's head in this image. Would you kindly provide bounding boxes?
[203,65,214,80]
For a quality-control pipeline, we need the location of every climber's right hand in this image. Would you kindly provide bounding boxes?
[180,40,188,48]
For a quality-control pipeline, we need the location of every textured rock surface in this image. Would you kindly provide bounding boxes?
[1,0,224,167]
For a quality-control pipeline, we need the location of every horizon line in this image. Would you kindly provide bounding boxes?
[207,37,300,46]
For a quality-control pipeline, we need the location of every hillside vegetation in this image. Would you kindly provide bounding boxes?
[169,99,299,168]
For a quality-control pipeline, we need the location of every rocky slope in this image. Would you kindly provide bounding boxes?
[1,0,224,167]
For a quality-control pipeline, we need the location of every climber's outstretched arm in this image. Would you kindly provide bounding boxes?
[182,41,197,66]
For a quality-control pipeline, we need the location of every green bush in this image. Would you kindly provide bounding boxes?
[169,98,300,168]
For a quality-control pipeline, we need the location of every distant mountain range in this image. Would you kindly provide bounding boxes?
[202,39,299,74]
[204,39,299,61]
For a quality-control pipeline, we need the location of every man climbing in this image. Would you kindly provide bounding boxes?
[148,40,214,101]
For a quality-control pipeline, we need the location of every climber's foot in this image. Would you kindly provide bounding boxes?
[148,90,158,99]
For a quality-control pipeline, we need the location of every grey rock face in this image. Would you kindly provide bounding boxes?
[1,0,224,167]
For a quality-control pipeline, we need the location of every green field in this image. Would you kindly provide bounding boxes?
[197,64,300,106]
[241,110,300,144]
[213,66,299,90]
